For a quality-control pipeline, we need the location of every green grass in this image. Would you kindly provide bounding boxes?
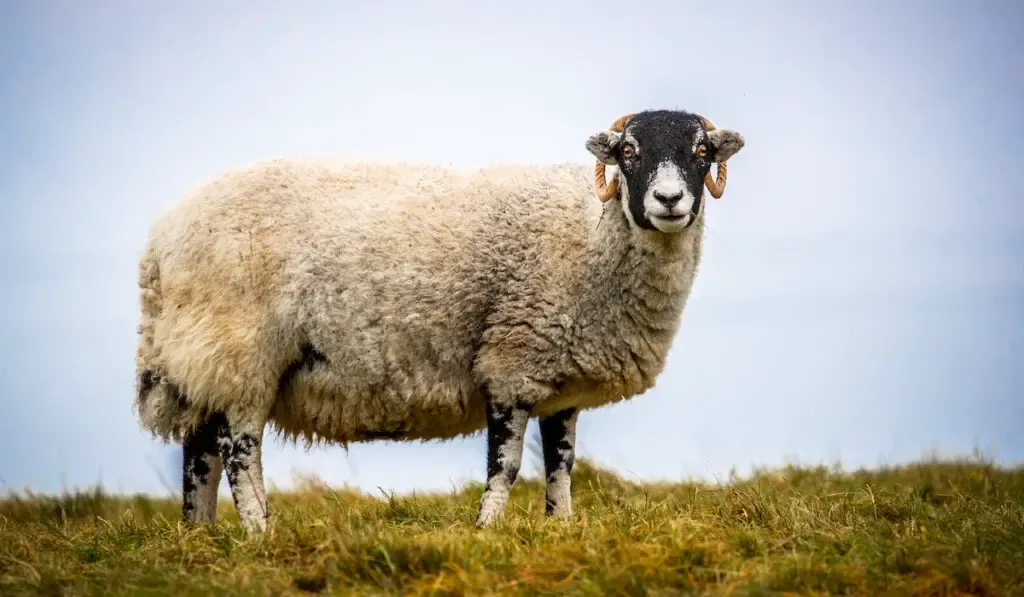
[2,453,1023,596]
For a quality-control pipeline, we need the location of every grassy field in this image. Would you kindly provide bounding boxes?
[2,453,1022,596]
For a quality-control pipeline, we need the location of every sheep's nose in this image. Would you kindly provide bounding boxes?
[653,190,683,207]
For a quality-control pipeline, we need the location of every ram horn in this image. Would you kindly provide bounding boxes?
[695,114,728,199]
[593,113,633,203]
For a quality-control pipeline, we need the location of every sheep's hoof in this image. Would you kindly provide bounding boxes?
[239,515,269,534]
[474,508,500,528]
[474,489,509,528]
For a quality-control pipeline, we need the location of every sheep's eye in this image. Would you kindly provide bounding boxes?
[696,144,708,158]
[621,144,635,158]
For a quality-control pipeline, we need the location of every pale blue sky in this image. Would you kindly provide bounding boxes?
[1,0,1021,497]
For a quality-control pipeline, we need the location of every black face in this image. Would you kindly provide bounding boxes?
[617,111,712,231]
[586,109,745,234]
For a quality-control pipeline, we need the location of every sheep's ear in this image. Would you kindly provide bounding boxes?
[708,129,745,162]
[586,130,622,165]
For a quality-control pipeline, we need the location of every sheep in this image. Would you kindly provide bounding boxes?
[133,108,746,532]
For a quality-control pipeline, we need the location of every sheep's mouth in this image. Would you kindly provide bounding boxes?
[650,197,701,229]
[650,212,694,231]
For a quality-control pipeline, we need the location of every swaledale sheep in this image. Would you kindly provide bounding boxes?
[133,109,745,532]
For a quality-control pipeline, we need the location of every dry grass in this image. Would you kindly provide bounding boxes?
[2,453,1022,596]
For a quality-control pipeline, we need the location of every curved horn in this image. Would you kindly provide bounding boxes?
[594,113,633,202]
[696,114,728,199]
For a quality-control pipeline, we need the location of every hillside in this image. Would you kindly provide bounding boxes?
[1,455,1022,596]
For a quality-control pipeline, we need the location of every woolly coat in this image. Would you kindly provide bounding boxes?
[134,158,704,446]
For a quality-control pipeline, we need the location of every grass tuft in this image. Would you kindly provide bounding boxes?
[1,455,1022,595]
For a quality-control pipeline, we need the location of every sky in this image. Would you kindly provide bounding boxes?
[1,0,1021,498]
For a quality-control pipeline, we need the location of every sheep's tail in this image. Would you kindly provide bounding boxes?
[133,241,188,443]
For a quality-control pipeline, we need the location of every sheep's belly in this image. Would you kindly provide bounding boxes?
[268,364,489,445]
[534,379,644,420]
[270,371,644,445]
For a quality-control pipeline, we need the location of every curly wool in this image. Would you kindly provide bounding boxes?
[133,157,704,446]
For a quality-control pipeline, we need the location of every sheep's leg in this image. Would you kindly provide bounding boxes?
[216,412,269,533]
[475,398,531,528]
[539,407,577,519]
[182,414,224,523]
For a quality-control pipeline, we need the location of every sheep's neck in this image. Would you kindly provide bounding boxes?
[590,199,702,300]
[573,201,703,388]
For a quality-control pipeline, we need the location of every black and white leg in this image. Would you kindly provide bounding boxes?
[182,414,224,523]
[216,412,269,533]
[539,407,577,519]
[475,397,532,528]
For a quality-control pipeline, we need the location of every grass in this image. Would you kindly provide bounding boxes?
[2,453,1023,596]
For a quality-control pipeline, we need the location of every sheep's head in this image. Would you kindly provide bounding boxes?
[586,110,744,233]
